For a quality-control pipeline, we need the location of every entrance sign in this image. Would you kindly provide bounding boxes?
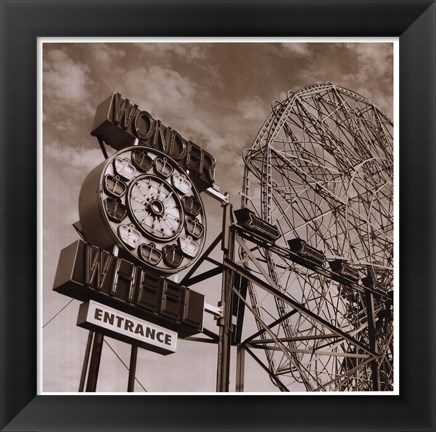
[77,300,177,355]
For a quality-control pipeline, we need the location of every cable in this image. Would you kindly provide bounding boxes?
[103,339,148,392]
[42,298,75,328]
[43,298,148,392]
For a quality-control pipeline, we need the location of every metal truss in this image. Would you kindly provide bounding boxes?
[237,83,394,391]
[231,229,393,391]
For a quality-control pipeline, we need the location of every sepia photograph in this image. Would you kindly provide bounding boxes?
[3,1,436,430]
[40,39,397,393]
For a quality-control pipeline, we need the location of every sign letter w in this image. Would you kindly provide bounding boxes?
[85,245,113,290]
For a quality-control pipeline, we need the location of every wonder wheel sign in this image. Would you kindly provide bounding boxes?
[53,92,219,390]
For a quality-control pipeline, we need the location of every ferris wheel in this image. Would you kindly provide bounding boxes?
[239,83,394,391]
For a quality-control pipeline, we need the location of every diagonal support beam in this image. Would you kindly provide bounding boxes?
[248,345,370,359]
[183,266,224,287]
[312,356,375,392]
[242,309,298,346]
[244,346,289,392]
[231,280,320,390]
[180,233,222,284]
[249,333,340,344]
[224,258,377,358]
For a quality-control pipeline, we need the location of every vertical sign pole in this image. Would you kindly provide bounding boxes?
[127,345,138,392]
[84,245,119,392]
[216,196,234,392]
[85,332,104,392]
[78,331,94,392]
[236,345,245,392]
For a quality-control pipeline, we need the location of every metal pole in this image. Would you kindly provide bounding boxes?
[83,243,119,392]
[365,291,380,390]
[97,137,109,159]
[85,332,104,392]
[78,331,94,392]
[127,345,138,392]
[216,196,234,392]
[236,346,245,392]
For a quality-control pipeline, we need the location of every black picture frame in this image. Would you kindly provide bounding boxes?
[1,0,435,431]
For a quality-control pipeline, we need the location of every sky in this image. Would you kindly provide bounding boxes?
[41,39,394,393]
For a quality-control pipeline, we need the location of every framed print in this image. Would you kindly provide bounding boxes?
[1,1,435,431]
[40,38,398,396]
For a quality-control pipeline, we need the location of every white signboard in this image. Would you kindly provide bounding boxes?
[77,300,178,355]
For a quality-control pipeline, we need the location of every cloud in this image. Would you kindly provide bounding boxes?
[346,43,392,79]
[238,96,269,122]
[123,66,197,120]
[43,46,96,141]
[345,43,393,115]
[44,48,93,106]
[281,43,312,56]
[137,43,206,62]
[44,141,103,177]
[91,43,126,67]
